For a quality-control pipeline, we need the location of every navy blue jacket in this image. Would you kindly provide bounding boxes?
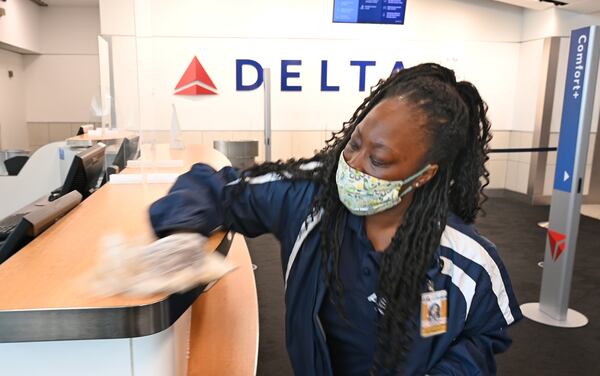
[150,163,523,375]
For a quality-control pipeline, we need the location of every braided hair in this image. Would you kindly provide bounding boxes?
[237,63,492,372]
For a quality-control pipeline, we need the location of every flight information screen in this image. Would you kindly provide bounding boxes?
[333,0,407,25]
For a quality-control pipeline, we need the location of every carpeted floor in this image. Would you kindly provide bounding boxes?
[245,197,600,375]
[245,234,294,375]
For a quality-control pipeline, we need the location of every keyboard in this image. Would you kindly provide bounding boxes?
[0,213,26,241]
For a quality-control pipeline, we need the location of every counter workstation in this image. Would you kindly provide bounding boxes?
[0,145,259,376]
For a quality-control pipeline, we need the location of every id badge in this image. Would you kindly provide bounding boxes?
[420,290,448,337]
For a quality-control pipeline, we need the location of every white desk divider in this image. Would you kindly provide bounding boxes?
[126,160,184,168]
[109,173,178,185]
[109,174,144,184]
[146,173,179,184]
[87,129,102,137]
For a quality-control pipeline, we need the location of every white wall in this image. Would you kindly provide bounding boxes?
[0,0,41,53]
[110,37,520,133]
[98,0,532,194]
[0,5,101,149]
[24,54,100,123]
[66,0,600,197]
[191,0,520,41]
[24,6,101,124]
[512,39,545,133]
[102,0,523,40]
[38,6,100,55]
[3,0,599,196]
[0,49,27,149]
[522,8,600,40]
[101,0,523,134]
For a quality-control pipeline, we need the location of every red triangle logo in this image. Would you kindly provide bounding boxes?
[547,229,567,261]
[174,56,217,95]
[174,85,217,96]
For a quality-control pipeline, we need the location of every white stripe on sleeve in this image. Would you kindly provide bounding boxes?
[225,172,284,186]
[439,256,476,320]
[440,226,516,325]
[225,162,321,187]
[285,210,323,290]
[222,163,323,289]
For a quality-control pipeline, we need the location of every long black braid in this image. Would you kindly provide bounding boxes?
[236,63,492,372]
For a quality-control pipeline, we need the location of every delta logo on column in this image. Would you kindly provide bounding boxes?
[174,56,218,95]
[547,229,567,261]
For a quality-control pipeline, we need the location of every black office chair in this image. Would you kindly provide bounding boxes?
[4,156,29,176]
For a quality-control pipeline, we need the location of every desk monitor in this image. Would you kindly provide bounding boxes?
[109,136,140,176]
[59,143,106,200]
[126,135,140,162]
[77,124,95,135]
[0,191,82,264]
[112,138,130,172]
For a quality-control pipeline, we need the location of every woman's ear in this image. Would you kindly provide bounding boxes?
[414,164,439,188]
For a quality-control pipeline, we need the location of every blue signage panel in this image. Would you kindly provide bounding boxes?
[333,0,407,25]
[554,27,591,192]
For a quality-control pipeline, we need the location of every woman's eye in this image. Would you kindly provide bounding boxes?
[370,157,386,167]
[348,141,360,151]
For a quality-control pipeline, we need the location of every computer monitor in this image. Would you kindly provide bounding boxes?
[0,218,33,264]
[0,191,82,264]
[112,138,129,172]
[59,143,106,200]
[109,136,140,174]
[126,136,140,162]
[77,124,95,135]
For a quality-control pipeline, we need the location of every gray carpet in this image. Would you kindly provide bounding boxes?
[245,235,294,375]
[245,197,600,375]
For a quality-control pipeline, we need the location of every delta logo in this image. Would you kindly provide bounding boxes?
[175,55,406,95]
[174,56,218,96]
[547,229,567,262]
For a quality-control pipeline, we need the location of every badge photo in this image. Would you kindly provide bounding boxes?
[420,290,448,337]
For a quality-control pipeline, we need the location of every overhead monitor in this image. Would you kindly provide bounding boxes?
[333,0,407,25]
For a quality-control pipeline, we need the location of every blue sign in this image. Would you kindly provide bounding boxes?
[333,0,407,25]
[554,27,591,192]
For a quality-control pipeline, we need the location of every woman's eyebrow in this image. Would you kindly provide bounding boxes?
[372,141,392,151]
[355,128,362,139]
[358,126,395,154]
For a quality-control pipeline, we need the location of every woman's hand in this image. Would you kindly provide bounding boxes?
[90,233,236,297]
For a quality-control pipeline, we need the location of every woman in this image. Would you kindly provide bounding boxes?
[150,63,522,375]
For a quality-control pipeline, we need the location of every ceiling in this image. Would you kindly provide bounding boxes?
[494,0,600,14]
[35,0,600,13]
[43,0,99,6]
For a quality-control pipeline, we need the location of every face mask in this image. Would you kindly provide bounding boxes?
[335,153,431,216]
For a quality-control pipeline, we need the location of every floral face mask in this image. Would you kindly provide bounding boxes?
[335,153,431,216]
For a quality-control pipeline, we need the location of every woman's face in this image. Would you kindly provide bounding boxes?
[342,97,437,183]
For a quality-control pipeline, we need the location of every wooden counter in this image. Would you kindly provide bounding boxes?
[0,144,258,375]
